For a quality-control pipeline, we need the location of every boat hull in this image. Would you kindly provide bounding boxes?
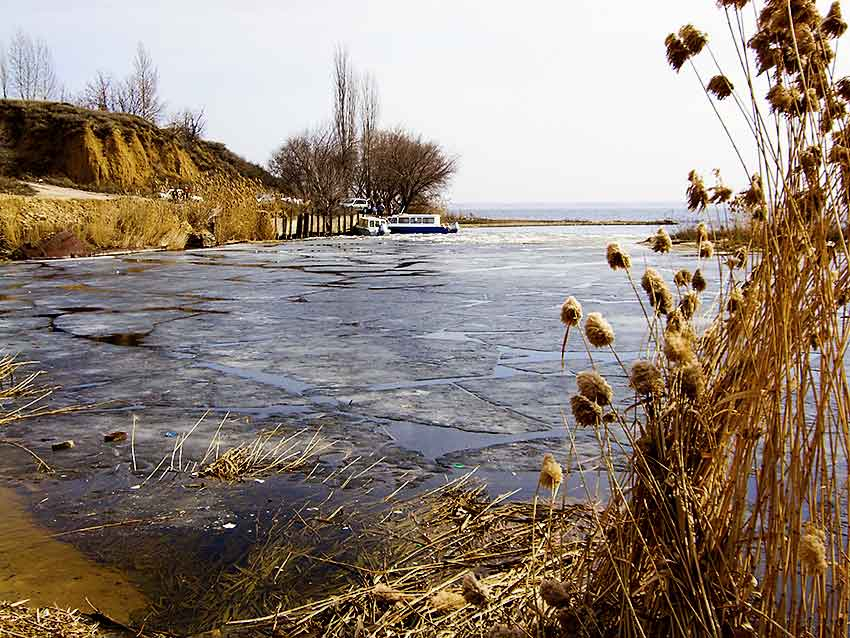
[388,225,450,234]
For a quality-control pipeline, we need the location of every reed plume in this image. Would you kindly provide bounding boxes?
[431,591,466,612]
[679,361,705,400]
[576,370,613,405]
[707,75,734,100]
[692,268,707,292]
[606,242,631,270]
[768,83,797,114]
[679,24,708,55]
[538,453,563,492]
[584,312,615,347]
[696,222,709,243]
[629,360,663,395]
[699,240,714,258]
[686,170,709,212]
[663,330,695,365]
[727,285,744,313]
[799,524,828,573]
[680,290,701,319]
[560,296,583,366]
[461,572,490,606]
[674,268,692,287]
[641,268,674,315]
[665,34,691,72]
[823,2,848,38]
[570,394,602,426]
[651,227,673,253]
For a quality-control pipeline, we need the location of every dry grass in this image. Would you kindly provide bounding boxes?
[168,472,595,637]
[182,173,276,244]
[238,479,595,636]
[0,600,104,637]
[668,221,753,249]
[0,195,188,255]
[0,356,91,472]
[0,599,168,638]
[199,425,333,482]
[0,173,276,258]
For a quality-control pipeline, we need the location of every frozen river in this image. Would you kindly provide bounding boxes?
[0,224,715,625]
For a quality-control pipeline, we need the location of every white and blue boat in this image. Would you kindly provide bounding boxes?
[352,216,390,236]
[386,214,459,234]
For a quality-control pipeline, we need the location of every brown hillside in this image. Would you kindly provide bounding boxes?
[0,100,278,192]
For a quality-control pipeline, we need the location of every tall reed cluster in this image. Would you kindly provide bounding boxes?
[554,2,850,636]
[0,173,275,257]
[182,173,276,244]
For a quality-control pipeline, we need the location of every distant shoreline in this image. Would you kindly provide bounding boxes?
[443,217,678,228]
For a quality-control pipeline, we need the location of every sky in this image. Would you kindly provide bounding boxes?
[0,1,806,203]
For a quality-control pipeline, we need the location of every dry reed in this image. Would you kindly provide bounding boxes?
[199,426,332,482]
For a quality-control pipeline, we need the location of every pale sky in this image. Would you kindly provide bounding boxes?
[0,0,815,203]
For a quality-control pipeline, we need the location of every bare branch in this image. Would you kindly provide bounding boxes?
[0,43,8,100]
[7,30,57,100]
[355,72,380,199]
[78,71,114,111]
[113,43,164,122]
[169,107,207,142]
[270,125,350,224]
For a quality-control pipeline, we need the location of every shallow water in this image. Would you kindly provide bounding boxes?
[0,224,716,625]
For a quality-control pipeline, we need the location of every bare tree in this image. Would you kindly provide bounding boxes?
[114,43,163,122]
[169,107,207,142]
[7,30,57,100]
[333,46,358,174]
[371,129,457,214]
[0,43,8,99]
[270,126,350,232]
[79,71,114,111]
[355,72,380,199]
